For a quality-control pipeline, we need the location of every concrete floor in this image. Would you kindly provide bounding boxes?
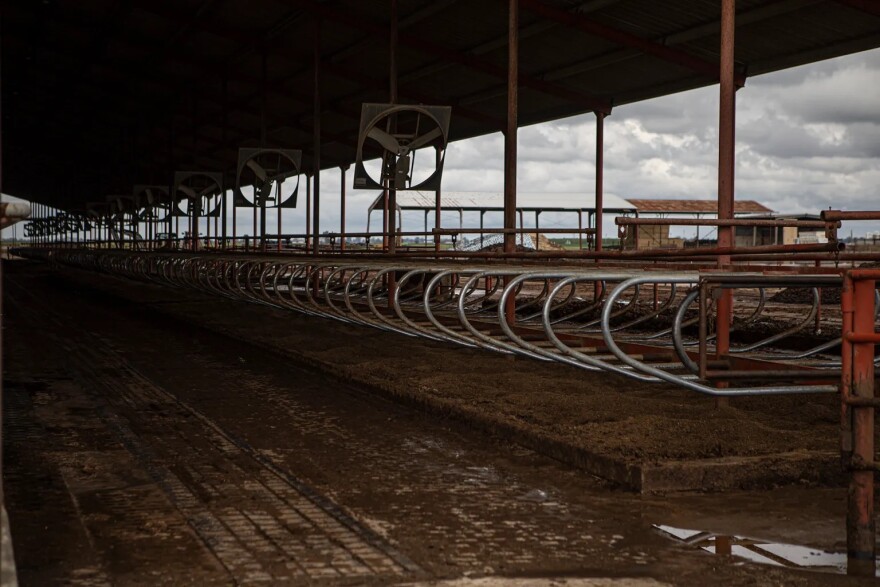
[0,261,869,585]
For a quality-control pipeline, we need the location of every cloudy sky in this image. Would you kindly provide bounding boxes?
[4,46,879,240]
[306,45,880,240]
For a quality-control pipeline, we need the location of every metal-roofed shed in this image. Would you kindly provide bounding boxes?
[626,199,773,215]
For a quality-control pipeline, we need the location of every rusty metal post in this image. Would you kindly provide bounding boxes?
[252,183,258,250]
[841,273,854,485]
[595,111,605,252]
[277,203,282,252]
[715,0,737,408]
[434,147,442,252]
[504,0,518,258]
[388,0,399,258]
[260,48,268,252]
[518,209,524,246]
[340,165,348,252]
[166,121,174,247]
[382,188,389,250]
[385,0,400,307]
[846,274,876,577]
[815,259,823,333]
[222,74,228,250]
[502,0,519,325]
[313,18,322,256]
[206,199,211,248]
[593,111,606,298]
[214,195,219,248]
[222,190,228,250]
[578,212,585,250]
[305,173,312,252]
[232,192,238,250]
[146,205,152,251]
[192,199,201,252]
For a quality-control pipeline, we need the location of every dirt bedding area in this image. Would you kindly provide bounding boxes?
[770,287,843,305]
[51,264,857,491]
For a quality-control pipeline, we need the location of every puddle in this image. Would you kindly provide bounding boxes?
[654,524,879,576]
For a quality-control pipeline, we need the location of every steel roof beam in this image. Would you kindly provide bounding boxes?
[518,0,747,87]
[835,0,880,18]
[320,61,507,131]
[540,0,821,84]
[400,0,617,85]
[327,0,463,65]
[283,0,612,113]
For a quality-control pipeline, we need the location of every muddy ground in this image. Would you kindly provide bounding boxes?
[3,260,873,585]
[35,262,863,480]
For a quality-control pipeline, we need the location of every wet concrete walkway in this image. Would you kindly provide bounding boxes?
[1,262,863,585]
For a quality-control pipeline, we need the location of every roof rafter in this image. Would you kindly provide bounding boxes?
[283,0,612,113]
[518,0,747,87]
[834,0,880,18]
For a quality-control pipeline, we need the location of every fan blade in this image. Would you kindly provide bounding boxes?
[267,169,299,183]
[407,127,443,151]
[367,127,401,154]
[246,159,269,182]
[198,183,218,198]
[178,185,198,199]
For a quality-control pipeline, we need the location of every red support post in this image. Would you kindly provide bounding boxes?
[434,147,442,252]
[340,165,348,252]
[715,0,736,408]
[382,0,398,256]
[594,111,604,252]
[503,0,518,325]
[387,0,399,307]
[305,173,311,253]
[593,111,605,300]
[845,273,877,577]
[313,18,322,256]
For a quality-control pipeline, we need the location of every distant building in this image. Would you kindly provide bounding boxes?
[733,214,827,246]
[624,199,773,249]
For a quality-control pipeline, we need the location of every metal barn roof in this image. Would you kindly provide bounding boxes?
[4,0,880,209]
[626,199,773,214]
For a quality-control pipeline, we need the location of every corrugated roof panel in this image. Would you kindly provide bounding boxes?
[626,199,773,214]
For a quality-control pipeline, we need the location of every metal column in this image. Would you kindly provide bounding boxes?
[340,165,348,252]
[715,0,737,408]
[305,173,311,252]
[221,73,228,250]
[312,18,322,255]
[260,49,268,252]
[842,271,877,577]
[503,0,519,324]
[595,111,605,252]
[388,0,399,255]
[434,147,442,252]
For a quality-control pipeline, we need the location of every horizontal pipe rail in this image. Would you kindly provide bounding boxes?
[616,217,835,229]
[822,210,880,222]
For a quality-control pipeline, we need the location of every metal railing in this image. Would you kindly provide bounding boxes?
[24,248,859,397]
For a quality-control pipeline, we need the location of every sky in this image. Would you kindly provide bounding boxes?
[4,46,879,240]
